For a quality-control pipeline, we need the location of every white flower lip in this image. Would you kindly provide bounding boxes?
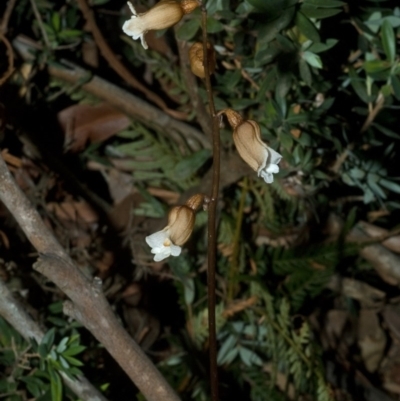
[258,147,282,184]
[145,229,182,262]
[233,118,282,184]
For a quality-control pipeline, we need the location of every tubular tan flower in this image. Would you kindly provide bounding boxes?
[145,204,195,261]
[122,0,200,49]
[222,108,282,184]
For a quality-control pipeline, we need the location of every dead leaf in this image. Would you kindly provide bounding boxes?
[358,221,400,254]
[58,103,130,152]
[358,310,386,373]
[223,296,258,318]
[47,200,98,224]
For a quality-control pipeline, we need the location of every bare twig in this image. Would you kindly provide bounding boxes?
[0,279,110,401]
[29,0,51,48]
[0,0,18,34]
[201,5,220,401]
[360,92,385,133]
[75,0,186,120]
[0,34,14,86]
[0,154,181,401]
[48,61,210,151]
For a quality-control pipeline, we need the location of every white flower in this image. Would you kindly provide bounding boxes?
[145,203,197,262]
[222,108,282,184]
[146,229,182,262]
[122,0,199,50]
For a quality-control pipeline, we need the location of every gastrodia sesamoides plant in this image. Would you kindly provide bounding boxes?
[122,0,200,49]
[220,108,282,184]
[146,194,205,261]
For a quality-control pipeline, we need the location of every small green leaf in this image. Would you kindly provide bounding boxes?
[391,74,400,100]
[372,123,400,139]
[63,355,84,367]
[62,345,86,357]
[183,278,195,306]
[348,67,370,103]
[239,347,263,367]
[48,367,63,401]
[380,179,400,194]
[301,6,342,19]
[295,11,320,42]
[176,18,200,41]
[299,58,312,85]
[302,51,322,68]
[381,19,396,62]
[172,149,211,180]
[303,0,345,7]
[51,12,61,32]
[41,328,56,354]
[308,38,338,53]
[56,337,69,354]
[207,18,223,33]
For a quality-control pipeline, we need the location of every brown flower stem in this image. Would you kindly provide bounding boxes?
[201,5,219,401]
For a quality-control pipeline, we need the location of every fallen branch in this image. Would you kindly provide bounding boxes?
[0,279,110,401]
[0,154,181,401]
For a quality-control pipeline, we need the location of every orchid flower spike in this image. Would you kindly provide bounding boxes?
[221,109,282,184]
[146,194,204,262]
[122,0,200,49]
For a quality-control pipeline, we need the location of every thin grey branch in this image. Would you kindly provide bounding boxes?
[0,278,109,401]
[0,154,181,401]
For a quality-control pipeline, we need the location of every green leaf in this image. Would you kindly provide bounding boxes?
[172,149,211,180]
[295,11,320,42]
[391,74,400,100]
[380,179,400,194]
[348,67,370,103]
[256,6,296,44]
[217,334,238,365]
[51,12,61,32]
[62,345,86,357]
[299,58,312,85]
[302,51,322,68]
[183,278,195,306]
[48,367,63,401]
[303,0,345,7]
[63,355,84,367]
[207,18,224,33]
[363,60,391,74]
[176,18,200,41]
[56,337,69,353]
[239,347,263,367]
[301,6,342,19]
[381,19,396,62]
[41,328,56,353]
[372,123,400,139]
[308,38,338,53]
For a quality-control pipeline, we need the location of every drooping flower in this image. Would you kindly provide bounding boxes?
[122,0,200,50]
[221,108,282,184]
[145,194,204,261]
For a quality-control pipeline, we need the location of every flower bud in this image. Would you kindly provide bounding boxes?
[185,193,205,211]
[167,205,195,246]
[189,42,216,79]
[123,0,200,49]
[221,108,282,184]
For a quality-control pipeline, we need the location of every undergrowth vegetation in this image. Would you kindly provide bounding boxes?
[1,0,400,400]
